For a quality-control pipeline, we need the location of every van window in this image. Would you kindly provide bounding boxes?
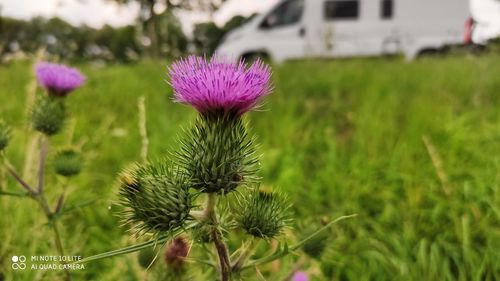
[260,0,304,29]
[381,0,393,19]
[324,0,359,20]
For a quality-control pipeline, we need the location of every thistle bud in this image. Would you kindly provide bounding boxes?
[177,115,258,194]
[238,189,292,239]
[53,149,83,177]
[164,236,189,272]
[31,95,66,136]
[118,163,193,236]
[0,121,10,151]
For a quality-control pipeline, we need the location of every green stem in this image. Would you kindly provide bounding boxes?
[189,210,205,221]
[3,156,36,194]
[0,190,30,197]
[54,178,69,214]
[231,238,258,273]
[52,221,66,257]
[206,194,232,281]
[54,192,66,214]
[52,220,72,281]
[37,135,48,193]
[34,193,72,280]
[36,136,71,281]
[2,143,71,280]
[205,193,218,220]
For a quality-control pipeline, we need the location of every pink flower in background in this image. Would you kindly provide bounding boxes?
[168,55,272,116]
[36,62,85,97]
[292,271,309,281]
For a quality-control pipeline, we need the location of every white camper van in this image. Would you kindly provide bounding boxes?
[216,0,472,62]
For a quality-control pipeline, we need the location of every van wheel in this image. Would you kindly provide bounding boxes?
[417,48,442,58]
[241,52,270,63]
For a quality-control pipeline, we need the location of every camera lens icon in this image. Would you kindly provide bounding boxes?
[12,255,26,270]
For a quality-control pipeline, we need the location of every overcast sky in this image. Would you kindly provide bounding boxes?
[0,0,497,34]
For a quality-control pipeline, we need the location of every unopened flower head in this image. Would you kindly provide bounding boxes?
[118,163,193,236]
[53,149,83,177]
[177,116,258,194]
[31,95,66,136]
[168,55,272,117]
[238,189,292,239]
[164,236,190,271]
[36,62,85,97]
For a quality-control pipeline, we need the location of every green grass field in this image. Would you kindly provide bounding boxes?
[1,54,500,281]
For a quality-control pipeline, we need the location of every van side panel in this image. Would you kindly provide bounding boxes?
[397,0,470,57]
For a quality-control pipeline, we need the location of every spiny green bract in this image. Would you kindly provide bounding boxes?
[53,149,83,177]
[0,120,10,151]
[238,189,292,239]
[177,114,259,194]
[190,206,236,243]
[31,95,66,136]
[190,223,215,243]
[119,162,193,236]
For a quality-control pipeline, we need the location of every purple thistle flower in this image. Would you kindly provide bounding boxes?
[292,271,309,281]
[35,62,85,97]
[168,55,272,116]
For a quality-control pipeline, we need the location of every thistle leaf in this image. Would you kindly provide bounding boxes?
[75,223,197,264]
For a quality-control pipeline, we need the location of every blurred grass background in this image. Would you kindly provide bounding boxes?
[1,54,500,280]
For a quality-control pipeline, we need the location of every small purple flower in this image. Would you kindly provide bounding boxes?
[292,271,309,281]
[168,55,272,116]
[35,62,85,97]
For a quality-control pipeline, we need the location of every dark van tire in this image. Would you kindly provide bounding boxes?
[241,52,270,63]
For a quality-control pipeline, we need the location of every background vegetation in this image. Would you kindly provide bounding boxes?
[1,51,500,280]
[0,12,250,63]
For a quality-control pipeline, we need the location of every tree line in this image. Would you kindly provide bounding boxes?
[0,10,252,63]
